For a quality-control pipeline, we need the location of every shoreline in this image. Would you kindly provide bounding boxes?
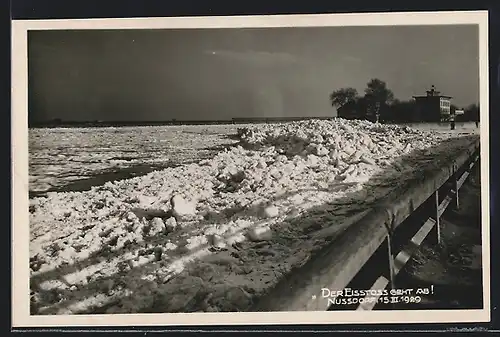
[28,127,245,199]
[29,141,244,199]
[28,122,478,199]
[28,120,480,130]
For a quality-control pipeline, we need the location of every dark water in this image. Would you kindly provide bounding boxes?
[29,151,222,198]
[29,164,164,198]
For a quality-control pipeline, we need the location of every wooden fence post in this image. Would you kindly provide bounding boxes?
[433,190,442,246]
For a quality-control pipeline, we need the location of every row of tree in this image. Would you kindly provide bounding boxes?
[330,79,479,123]
[329,79,393,123]
[460,103,480,122]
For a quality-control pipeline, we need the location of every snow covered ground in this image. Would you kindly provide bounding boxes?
[399,121,479,134]
[28,119,479,314]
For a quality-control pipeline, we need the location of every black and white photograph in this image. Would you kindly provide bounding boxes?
[12,11,490,326]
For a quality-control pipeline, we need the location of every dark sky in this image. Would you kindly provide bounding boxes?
[28,24,479,122]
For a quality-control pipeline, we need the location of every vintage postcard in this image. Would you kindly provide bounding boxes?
[12,10,490,327]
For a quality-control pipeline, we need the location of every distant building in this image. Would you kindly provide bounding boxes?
[412,85,453,122]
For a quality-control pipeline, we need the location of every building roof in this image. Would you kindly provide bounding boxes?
[412,95,453,99]
[412,85,452,100]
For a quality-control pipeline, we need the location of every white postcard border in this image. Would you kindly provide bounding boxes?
[11,10,491,327]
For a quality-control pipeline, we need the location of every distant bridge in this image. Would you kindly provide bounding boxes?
[231,116,333,124]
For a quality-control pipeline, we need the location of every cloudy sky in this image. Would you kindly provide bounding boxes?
[28,24,479,122]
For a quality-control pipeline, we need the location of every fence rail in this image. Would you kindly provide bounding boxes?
[357,149,480,311]
[251,137,480,311]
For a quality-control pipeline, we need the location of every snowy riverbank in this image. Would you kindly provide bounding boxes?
[28,121,478,197]
[28,124,242,195]
[29,118,479,314]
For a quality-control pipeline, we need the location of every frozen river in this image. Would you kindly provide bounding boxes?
[28,121,479,197]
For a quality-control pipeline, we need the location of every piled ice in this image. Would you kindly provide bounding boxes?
[29,118,471,314]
